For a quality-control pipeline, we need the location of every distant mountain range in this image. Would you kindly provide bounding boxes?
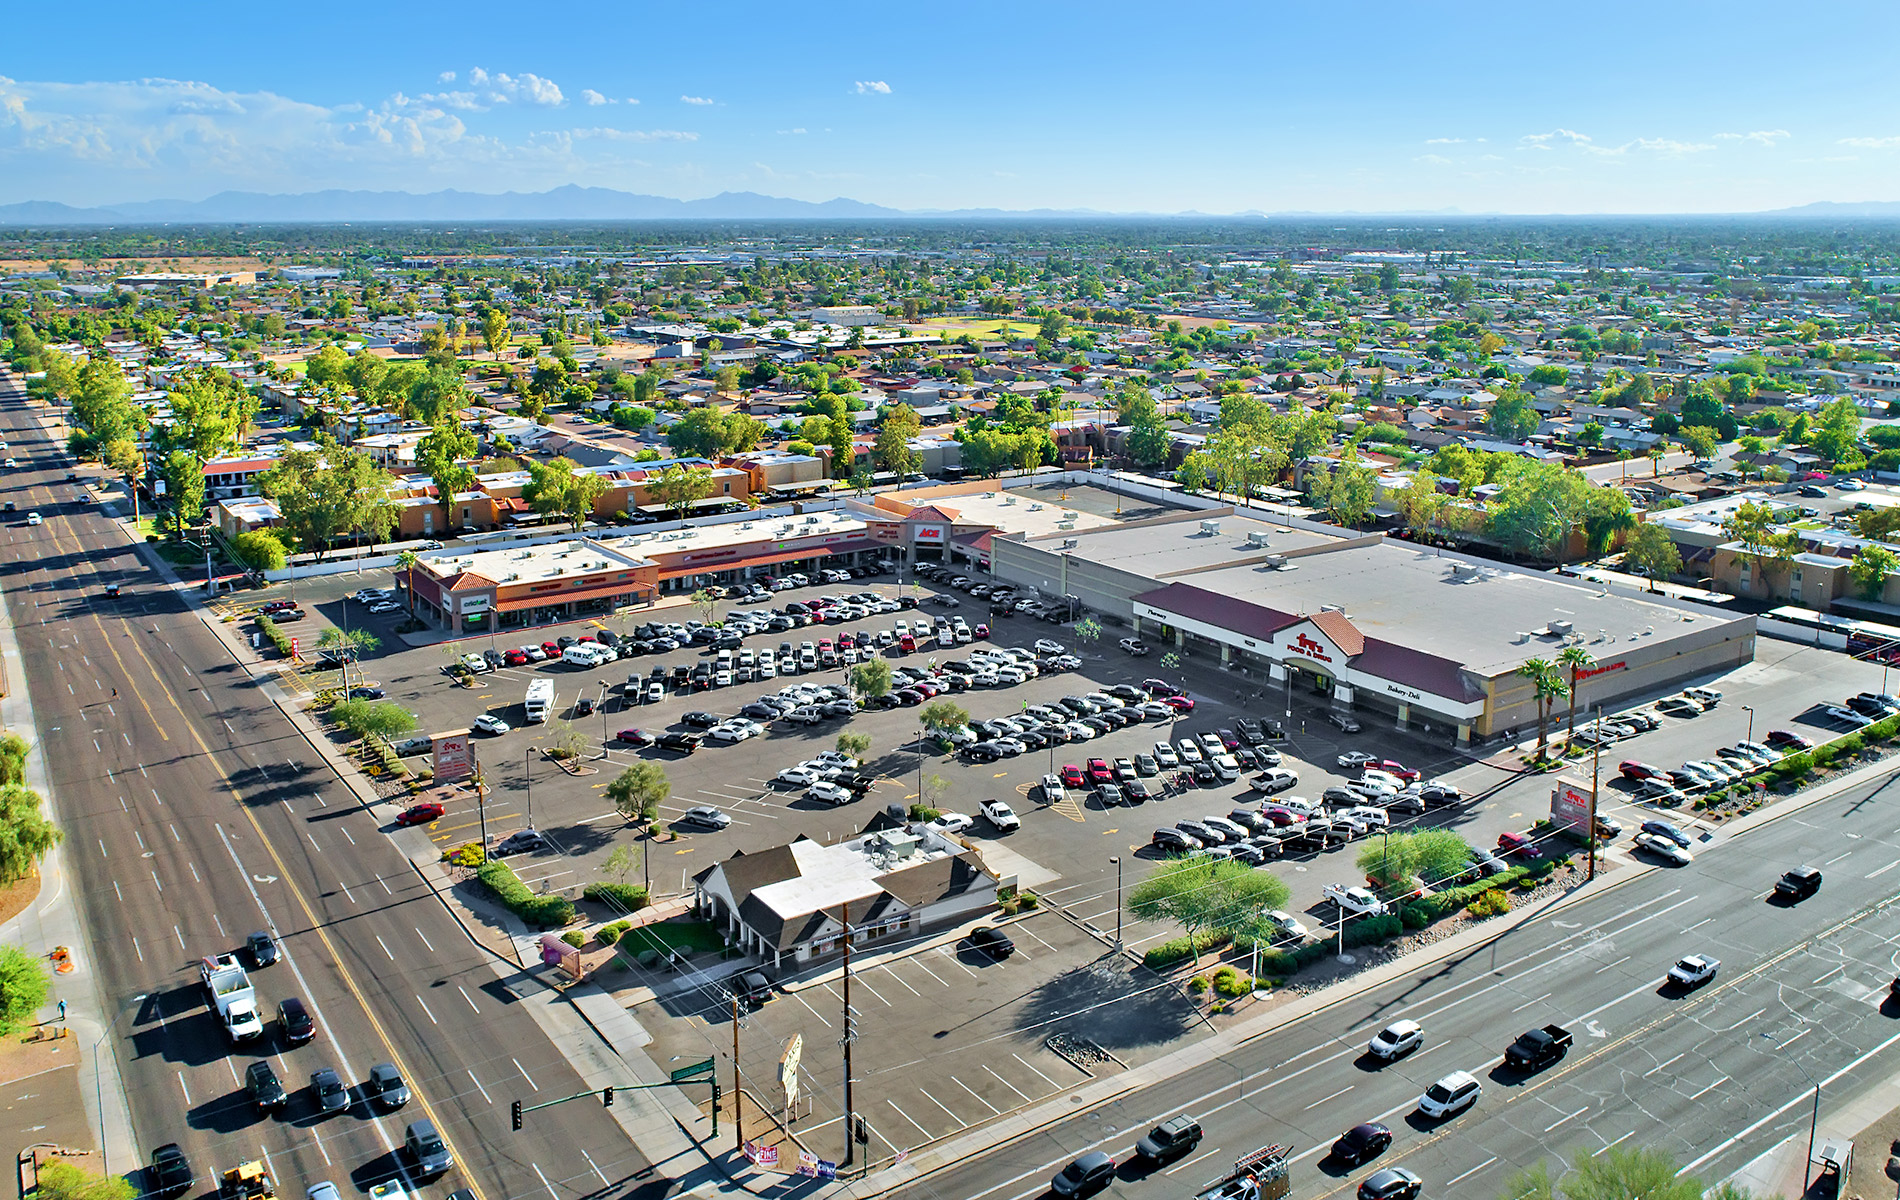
[2,186,1898,224]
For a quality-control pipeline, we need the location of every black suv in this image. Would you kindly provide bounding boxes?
[656,732,702,754]
[277,997,314,1044]
[1134,1116,1203,1164]
[246,1061,287,1114]
[1774,865,1822,901]
[148,1145,193,1196]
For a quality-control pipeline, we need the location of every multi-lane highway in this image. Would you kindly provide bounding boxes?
[888,768,1900,1200]
[0,378,670,1200]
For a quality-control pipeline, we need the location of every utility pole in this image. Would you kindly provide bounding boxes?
[730,990,745,1154]
[1588,703,1602,881]
[524,748,532,830]
[474,756,489,850]
[840,901,857,1168]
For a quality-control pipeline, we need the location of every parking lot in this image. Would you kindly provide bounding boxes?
[248,563,1899,944]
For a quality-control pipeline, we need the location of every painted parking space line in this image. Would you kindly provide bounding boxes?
[981,1064,1034,1105]
[934,946,979,977]
[1012,1053,1061,1089]
[949,1075,1001,1114]
[886,1098,932,1140]
[917,1088,965,1125]
[876,964,922,996]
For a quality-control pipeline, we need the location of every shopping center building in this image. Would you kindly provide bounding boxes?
[990,508,1756,744]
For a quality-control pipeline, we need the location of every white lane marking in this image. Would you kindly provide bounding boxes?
[375,936,394,961]
[1594,955,1631,974]
[416,995,437,1026]
[580,1150,609,1188]
[1596,1131,1637,1156]
[177,1072,190,1104]
[1446,1156,1499,1187]
[172,924,184,950]
[1162,1146,1224,1177]
[886,1098,931,1139]
[1689,1075,1729,1100]
[1304,1085,1353,1111]
[982,1064,1033,1105]
[792,990,833,1029]
[466,1070,492,1104]
[1867,860,1900,879]
[529,1162,559,1200]
[513,1058,539,1092]
[1510,992,1552,1014]
[1546,1106,1588,1132]
[310,1128,332,1167]
[1012,1053,1060,1089]
[1644,1053,1685,1078]
[132,937,142,962]
[458,986,480,1013]
[951,1075,1001,1114]
[415,927,434,953]
[1680,1024,1900,1175]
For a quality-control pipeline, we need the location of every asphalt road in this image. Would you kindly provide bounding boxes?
[0,383,670,1200]
[885,766,1900,1200]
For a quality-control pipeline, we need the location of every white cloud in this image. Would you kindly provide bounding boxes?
[559,127,698,142]
[1414,154,1453,166]
[437,71,456,83]
[1629,137,1715,155]
[1521,128,1593,150]
[1715,129,1790,147]
[421,68,565,111]
[1424,137,1463,145]
[777,127,806,135]
[854,80,892,95]
[581,89,608,106]
[1840,135,1900,149]
[680,94,713,106]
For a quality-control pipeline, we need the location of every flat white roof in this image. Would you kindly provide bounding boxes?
[751,830,960,918]
[419,538,654,586]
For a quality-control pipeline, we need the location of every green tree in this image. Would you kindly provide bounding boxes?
[1677,425,1719,462]
[70,354,143,454]
[0,946,50,1038]
[345,349,387,399]
[1578,421,1605,449]
[1497,1146,1722,1200]
[0,782,58,887]
[1122,390,1171,467]
[1128,858,1290,965]
[34,1160,135,1200]
[1357,829,1472,890]
[876,402,924,476]
[305,344,352,389]
[648,465,715,527]
[415,418,477,535]
[1305,451,1378,526]
[1850,543,1899,600]
[1515,657,1566,752]
[918,699,970,735]
[1487,388,1539,440]
[835,731,872,760]
[607,762,670,825]
[848,659,893,702]
[1809,396,1864,465]
[666,408,763,458]
[481,308,511,358]
[256,439,381,560]
[1720,501,1799,596]
[1391,472,1446,542]
[328,699,416,740]
[101,438,145,522]
[523,456,607,531]
[231,529,288,572]
[159,450,206,541]
[1622,524,1682,591]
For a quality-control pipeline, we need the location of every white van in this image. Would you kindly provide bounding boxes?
[562,644,607,667]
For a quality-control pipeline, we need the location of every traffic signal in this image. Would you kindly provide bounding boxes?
[711,1080,722,1113]
[602,1086,614,1107]
[511,1100,523,1131]
[854,1116,869,1145]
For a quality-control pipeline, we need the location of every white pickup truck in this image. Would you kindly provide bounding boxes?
[200,954,263,1042]
[1322,883,1388,916]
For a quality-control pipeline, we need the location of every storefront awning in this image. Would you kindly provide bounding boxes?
[494,581,646,612]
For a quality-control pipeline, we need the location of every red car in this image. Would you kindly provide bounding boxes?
[1161,695,1195,712]
[1260,805,1307,826]
[915,681,941,698]
[541,640,560,657]
[1060,763,1086,788]
[1619,760,1668,782]
[1373,759,1420,783]
[396,802,445,827]
[898,635,916,652]
[1497,830,1538,859]
[1143,678,1182,697]
[260,598,298,613]
[1086,758,1112,784]
[973,624,990,639]
[617,728,653,746]
[504,649,531,666]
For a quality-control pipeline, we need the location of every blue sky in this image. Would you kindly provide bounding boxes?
[3,0,1898,214]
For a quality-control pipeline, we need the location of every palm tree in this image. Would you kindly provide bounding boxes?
[1556,646,1597,743]
[394,550,420,618]
[1517,657,1567,753]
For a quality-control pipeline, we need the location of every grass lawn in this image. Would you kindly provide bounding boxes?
[915,317,1036,341]
[616,919,725,955]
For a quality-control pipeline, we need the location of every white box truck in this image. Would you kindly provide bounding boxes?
[524,679,554,723]
[200,954,263,1042]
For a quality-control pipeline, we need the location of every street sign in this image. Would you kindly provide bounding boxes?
[669,1056,715,1083]
[1550,779,1592,833]
[779,1033,803,1106]
[433,733,474,782]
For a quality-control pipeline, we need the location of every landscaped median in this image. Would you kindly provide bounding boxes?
[1682,710,1900,821]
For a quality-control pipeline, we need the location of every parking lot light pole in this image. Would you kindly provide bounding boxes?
[524,748,532,830]
[1109,856,1123,949]
[1742,704,1755,743]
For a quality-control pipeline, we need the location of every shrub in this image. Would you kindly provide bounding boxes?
[908,804,942,822]
[445,842,486,868]
[561,930,585,948]
[1209,1001,1227,1015]
[477,859,575,928]
[1399,903,1431,930]
[1141,930,1234,969]
[1466,888,1512,918]
[583,882,650,913]
[255,613,293,657]
[1187,975,1208,994]
[1836,733,1865,757]
[1211,966,1253,997]
[1343,913,1402,947]
[597,919,632,946]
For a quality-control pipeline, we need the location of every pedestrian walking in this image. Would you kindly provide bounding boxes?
[111,688,118,699]
[56,999,65,1021]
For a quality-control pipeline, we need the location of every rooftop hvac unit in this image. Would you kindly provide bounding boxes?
[1027,502,1043,511]
[1515,631,1531,643]
[1059,538,1079,550]
[1056,520,1076,530]
[1000,496,1016,505]
[1550,619,1575,636]
[1263,555,1288,569]
[1247,531,1273,548]
[805,515,821,524]
[1199,519,1222,535]
[1321,604,1346,615]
